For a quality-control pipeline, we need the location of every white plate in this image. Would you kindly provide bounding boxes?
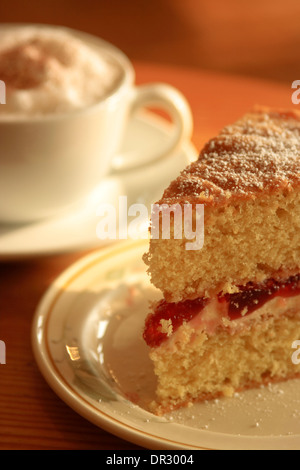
[0,112,197,260]
[32,240,300,450]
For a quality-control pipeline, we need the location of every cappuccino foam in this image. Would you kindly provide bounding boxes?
[0,27,124,116]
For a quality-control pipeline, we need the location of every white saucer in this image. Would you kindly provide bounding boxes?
[0,112,197,260]
[32,240,300,450]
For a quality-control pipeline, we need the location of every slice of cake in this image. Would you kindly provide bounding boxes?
[143,107,300,414]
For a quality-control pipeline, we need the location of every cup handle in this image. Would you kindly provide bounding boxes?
[110,83,193,173]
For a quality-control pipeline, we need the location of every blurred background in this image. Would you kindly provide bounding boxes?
[1,0,299,451]
[0,0,300,84]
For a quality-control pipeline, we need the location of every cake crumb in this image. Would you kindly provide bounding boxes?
[241,307,248,317]
[159,318,173,337]
[223,386,235,397]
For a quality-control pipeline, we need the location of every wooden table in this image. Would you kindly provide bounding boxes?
[0,63,295,450]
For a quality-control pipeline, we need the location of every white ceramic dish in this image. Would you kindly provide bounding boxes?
[32,240,300,450]
[0,112,197,260]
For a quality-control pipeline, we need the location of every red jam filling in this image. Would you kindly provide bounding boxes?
[220,274,300,320]
[143,298,208,348]
[143,274,300,347]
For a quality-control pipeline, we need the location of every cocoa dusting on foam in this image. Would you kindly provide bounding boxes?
[160,108,300,207]
[0,41,57,90]
[0,28,123,115]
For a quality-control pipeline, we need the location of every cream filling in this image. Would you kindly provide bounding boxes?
[158,294,300,351]
[191,295,300,336]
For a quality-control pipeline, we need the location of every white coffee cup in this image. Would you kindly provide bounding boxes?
[0,24,193,224]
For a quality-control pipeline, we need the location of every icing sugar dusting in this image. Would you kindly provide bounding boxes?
[160,108,300,206]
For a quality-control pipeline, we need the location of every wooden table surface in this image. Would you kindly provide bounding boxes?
[0,63,295,450]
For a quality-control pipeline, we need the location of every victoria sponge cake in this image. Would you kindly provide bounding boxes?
[143,107,300,414]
